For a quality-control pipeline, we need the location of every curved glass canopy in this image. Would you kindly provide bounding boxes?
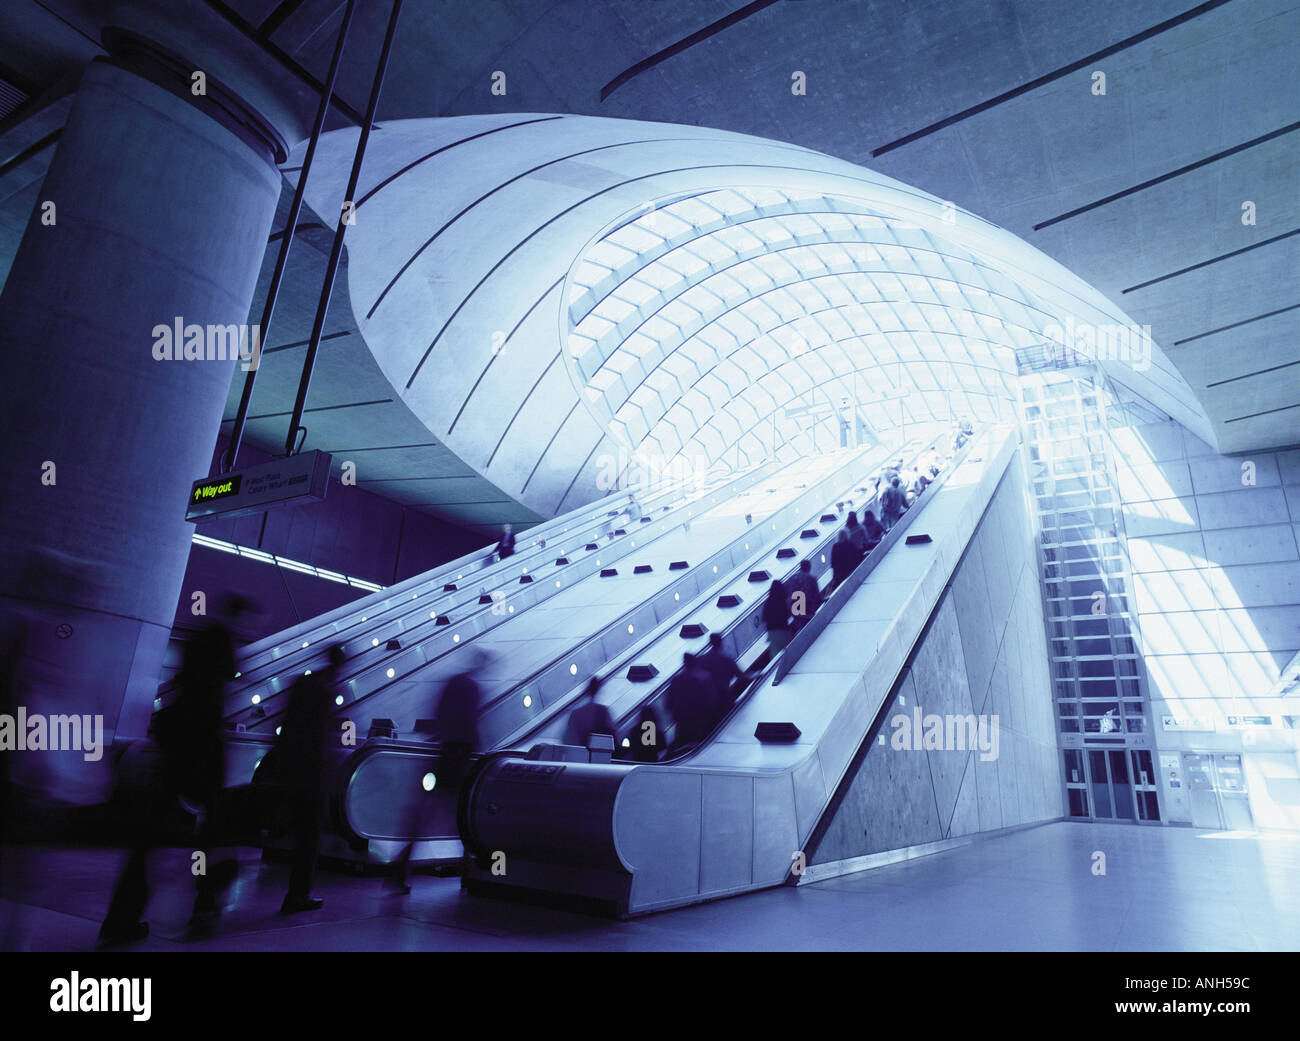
[562,186,1052,473]
[294,114,1211,518]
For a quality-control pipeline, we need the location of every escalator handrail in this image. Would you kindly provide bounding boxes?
[217,458,786,727]
[168,466,749,705]
[606,433,978,762]
[485,440,916,753]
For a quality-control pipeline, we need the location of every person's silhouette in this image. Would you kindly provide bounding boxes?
[276,644,344,914]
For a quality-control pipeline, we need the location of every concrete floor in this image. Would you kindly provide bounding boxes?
[2,821,1297,951]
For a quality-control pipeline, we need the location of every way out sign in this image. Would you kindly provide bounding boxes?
[186,451,332,521]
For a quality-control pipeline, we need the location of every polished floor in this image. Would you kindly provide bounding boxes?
[2,821,1296,951]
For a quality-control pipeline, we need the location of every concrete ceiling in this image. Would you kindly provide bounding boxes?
[1,0,1296,532]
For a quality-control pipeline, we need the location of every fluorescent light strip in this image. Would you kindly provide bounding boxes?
[194,534,239,554]
[191,534,386,591]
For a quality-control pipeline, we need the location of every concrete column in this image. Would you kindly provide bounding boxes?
[0,34,294,775]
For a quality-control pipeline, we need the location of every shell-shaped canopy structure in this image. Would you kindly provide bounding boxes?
[298,114,1211,518]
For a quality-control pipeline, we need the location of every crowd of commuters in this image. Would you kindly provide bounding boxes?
[97,598,498,941]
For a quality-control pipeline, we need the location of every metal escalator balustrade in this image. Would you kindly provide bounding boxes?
[454,428,1020,915]
[472,443,909,751]
[215,458,786,729]
[333,435,948,847]
[164,459,768,715]
[601,433,975,759]
[323,446,884,766]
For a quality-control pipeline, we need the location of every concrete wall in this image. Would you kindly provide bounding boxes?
[809,453,1060,864]
[1114,418,1300,830]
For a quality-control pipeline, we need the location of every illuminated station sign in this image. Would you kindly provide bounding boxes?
[186,451,332,521]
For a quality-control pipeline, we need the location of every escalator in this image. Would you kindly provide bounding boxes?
[227,437,920,863]
[329,430,956,865]
[454,425,1023,915]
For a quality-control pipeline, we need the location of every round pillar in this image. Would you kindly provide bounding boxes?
[0,45,288,775]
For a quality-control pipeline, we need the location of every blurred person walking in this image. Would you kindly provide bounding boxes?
[390,650,490,893]
[563,676,615,746]
[275,644,345,914]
